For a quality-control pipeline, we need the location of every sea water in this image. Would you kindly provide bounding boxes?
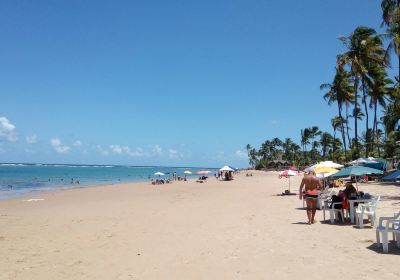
[0,163,215,200]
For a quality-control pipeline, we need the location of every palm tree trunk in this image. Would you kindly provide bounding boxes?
[333,129,336,155]
[354,78,359,157]
[345,103,352,148]
[362,79,369,156]
[372,100,378,153]
[338,105,347,160]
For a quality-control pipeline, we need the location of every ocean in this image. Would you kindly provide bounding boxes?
[0,163,216,200]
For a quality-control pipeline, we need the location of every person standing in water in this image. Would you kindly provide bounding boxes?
[299,171,322,225]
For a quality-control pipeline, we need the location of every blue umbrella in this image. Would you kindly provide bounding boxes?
[382,170,400,181]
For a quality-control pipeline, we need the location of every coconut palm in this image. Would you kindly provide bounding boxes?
[338,26,386,156]
[246,144,258,168]
[331,116,343,154]
[321,67,354,158]
[381,0,400,26]
[367,65,394,152]
[301,128,311,158]
[382,8,400,84]
[320,132,334,159]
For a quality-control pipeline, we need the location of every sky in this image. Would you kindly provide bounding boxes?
[0,0,391,167]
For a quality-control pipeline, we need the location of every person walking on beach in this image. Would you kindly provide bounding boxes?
[299,171,322,225]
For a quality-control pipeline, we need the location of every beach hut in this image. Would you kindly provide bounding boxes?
[267,160,290,170]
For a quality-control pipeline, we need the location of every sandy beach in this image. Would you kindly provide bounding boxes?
[1,171,399,280]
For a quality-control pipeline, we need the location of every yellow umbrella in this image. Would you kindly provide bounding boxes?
[184,170,192,174]
[314,166,338,174]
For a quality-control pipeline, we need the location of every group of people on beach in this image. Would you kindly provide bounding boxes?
[216,171,234,181]
[299,171,362,225]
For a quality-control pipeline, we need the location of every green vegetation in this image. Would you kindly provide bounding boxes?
[246,1,400,169]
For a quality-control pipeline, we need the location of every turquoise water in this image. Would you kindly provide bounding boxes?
[0,163,216,200]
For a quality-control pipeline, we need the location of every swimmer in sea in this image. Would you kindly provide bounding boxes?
[299,171,322,225]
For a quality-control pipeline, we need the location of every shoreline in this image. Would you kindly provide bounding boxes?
[0,164,218,201]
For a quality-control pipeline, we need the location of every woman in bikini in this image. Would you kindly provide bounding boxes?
[299,171,322,224]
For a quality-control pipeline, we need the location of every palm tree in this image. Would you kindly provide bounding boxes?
[321,67,354,158]
[308,126,322,161]
[246,144,258,168]
[382,91,400,136]
[309,126,322,146]
[381,0,400,26]
[381,0,400,80]
[368,65,394,152]
[282,138,294,161]
[320,132,334,159]
[301,128,311,158]
[338,26,386,157]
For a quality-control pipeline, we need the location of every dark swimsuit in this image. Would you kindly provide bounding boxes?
[305,190,318,199]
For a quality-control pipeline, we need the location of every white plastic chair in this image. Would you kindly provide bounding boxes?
[328,202,346,224]
[317,188,336,210]
[376,212,400,253]
[355,196,380,228]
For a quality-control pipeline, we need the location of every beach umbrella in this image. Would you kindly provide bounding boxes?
[220,166,234,172]
[197,170,211,175]
[382,170,400,181]
[279,170,297,193]
[184,170,192,174]
[349,157,378,165]
[154,172,165,176]
[279,170,297,177]
[314,166,338,178]
[329,165,383,178]
[329,165,383,190]
[304,161,343,172]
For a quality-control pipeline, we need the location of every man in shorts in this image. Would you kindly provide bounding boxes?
[299,171,322,224]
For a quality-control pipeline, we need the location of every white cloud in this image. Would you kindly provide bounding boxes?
[26,134,37,144]
[152,144,163,156]
[50,138,70,154]
[110,144,124,154]
[168,149,183,159]
[73,140,82,147]
[109,144,149,157]
[0,117,18,142]
[96,145,109,156]
[235,149,248,159]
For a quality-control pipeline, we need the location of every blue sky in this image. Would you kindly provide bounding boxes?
[0,1,391,167]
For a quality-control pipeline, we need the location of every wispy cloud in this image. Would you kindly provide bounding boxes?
[152,144,162,156]
[235,149,248,159]
[0,117,18,142]
[73,140,82,147]
[109,145,148,157]
[26,134,37,144]
[96,145,109,156]
[168,149,183,159]
[50,138,70,154]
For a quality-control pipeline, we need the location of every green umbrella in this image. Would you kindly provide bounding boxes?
[329,166,383,178]
[329,165,383,190]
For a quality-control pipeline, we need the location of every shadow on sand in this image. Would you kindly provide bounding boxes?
[366,242,400,255]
